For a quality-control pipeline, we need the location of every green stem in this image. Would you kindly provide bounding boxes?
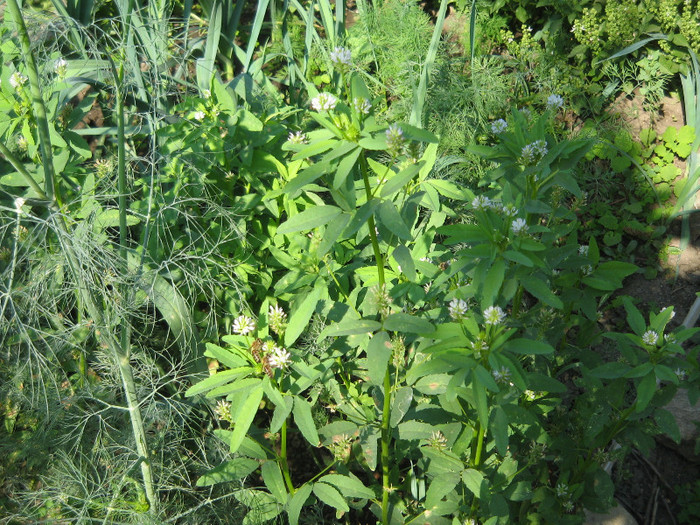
[6,0,57,203]
[280,418,295,495]
[380,366,392,525]
[0,142,48,201]
[472,423,486,468]
[359,153,385,286]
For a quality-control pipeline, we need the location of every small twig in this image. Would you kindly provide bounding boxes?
[644,476,657,524]
[650,485,660,525]
[660,493,679,525]
[632,449,675,493]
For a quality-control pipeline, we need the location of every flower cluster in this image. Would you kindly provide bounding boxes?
[330,46,352,67]
[268,304,287,335]
[470,337,489,359]
[385,124,405,156]
[492,366,511,384]
[546,94,564,111]
[448,298,469,320]
[642,330,659,346]
[193,110,206,121]
[491,119,508,134]
[232,315,255,336]
[9,71,28,89]
[311,92,338,112]
[483,306,506,326]
[54,57,68,78]
[511,218,528,235]
[520,140,548,165]
[287,130,308,145]
[267,345,291,369]
[353,97,371,115]
[471,195,492,211]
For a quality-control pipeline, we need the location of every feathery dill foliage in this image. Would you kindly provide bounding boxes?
[0,6,251,521]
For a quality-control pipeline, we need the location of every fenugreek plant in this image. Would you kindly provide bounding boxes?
[191,60,700,523]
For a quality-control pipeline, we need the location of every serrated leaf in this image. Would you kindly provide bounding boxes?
[277,205,342,234]
[293,396,320,446]
[230,384,264,454]
[313,482,349,512]
[196,457,259,486]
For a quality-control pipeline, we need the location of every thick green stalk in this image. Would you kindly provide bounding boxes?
[0,143,48,201]
[6,0,57,202]
[360,152,391,523]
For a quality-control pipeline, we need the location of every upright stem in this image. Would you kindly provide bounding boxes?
[280,418,295,494]
[6,0,57,203]
[360,152,391,523]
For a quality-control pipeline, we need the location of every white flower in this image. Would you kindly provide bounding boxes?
[214,400,232,421]
[470,338,489,359]
[268,304,287,335]
[578,245,589,257]
[310,92,338,111]
[419,256,432,263]
[353,97,371,114]
[582,264,593,275]
[665,333,677,344]
[287,130,308,144]
[556,482,569,498]
[503,204,519,218]
[232,315,255,336]
[268,346,291,369]
[524,390,537,401]
[491,119,508,134]
[483,306,506,326]
[520,140,548,165]
[54,57,68,78]
[202,89,211,99]
[329,46,352,67]
[642,330,659,346]
[492,367,511,383]
[471,195,492,211]
[448,298,469,320]
[9,72,28,89]
[519,107,532,119]
[14,197,25,214]
[546,94,564,111]
[193,110,206,121]
[511,218,528,234]
[675,368,687,381]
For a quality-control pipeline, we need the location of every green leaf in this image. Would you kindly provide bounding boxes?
[390,386,414,427]
[277,205,342,234]
[185,368,250,397]
[287,484,313,525]
[392,245,416,281]
[473,377,489,428]
[319,319,381,338]
[381,161,423,198]
[230,384,264,454]
[313,482,349,512]
[425,472,460,509]
[589,362,631,379]
[367,331,392,386]
[204,342,248,369]
[521,276,563,309]
[503,338,555,355]
[491,406,509,456]
[285,283,322,346]
[318,211,351,257]
[635,373,657,412]
[270,396,294,433]
[383,313,435,334]
[623,297,646,336]
[318,474,375,499]
[343,199,380,238]
[481,258,505,309]
[396,420,435,440]
[261,461,288,504]
[426,179,472,201]
[293,396,320,446]
[654,408,681,444]
[503,250,533,267]
[333,146,361,189]
[196,457,259,486]
[280,160,331,196]
[462,469,485,497]
[377,199,411,240]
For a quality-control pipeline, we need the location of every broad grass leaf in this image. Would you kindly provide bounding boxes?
[287,484,313,525]
[277,205,342,234]
[319,474,374,499]
[293,396,320,446]
[285,284,322,346]
[367,331,392,386]
[230,384,264,454]
[520,276,563,309]
[390,386,413,427]
[313,482,349,512]
[261,461,288,504]
[196,457,259,486]
[383,313,434,334]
